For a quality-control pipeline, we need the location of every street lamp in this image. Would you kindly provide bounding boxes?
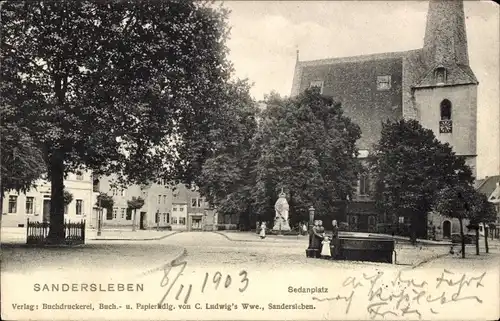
[308,206,315,228]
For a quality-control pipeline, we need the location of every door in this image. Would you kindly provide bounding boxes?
[43,200,51,222]
[443,220,451,238]
[192,217,202,230]
[140,212,146,230]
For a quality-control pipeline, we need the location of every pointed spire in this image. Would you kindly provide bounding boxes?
[296,48,300,62]
[423,0,469,66]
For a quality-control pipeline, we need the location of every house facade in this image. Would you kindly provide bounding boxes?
[426,176,500,240]
[2,171,97,228]
[291,0,478,238]
[96,176,173,229]
[176,185,217,231]
[95,177,216,231]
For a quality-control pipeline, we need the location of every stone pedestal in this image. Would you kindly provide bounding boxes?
[272,217,291,232]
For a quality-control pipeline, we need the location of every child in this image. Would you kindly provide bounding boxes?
[302,222,308,236]
[321,235,331,258]
[259,222,266,239]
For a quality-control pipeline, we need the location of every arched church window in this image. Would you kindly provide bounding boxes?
[435,67,447,84]
[440,99,452,120]
[439,99,453,133]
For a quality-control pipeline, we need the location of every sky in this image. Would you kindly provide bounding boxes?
[221,0,500,180]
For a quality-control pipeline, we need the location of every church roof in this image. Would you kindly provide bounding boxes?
[296,50,412,68]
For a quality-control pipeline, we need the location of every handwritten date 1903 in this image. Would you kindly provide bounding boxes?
[158,260,249,306]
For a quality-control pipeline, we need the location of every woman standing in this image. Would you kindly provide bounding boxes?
[311,220,324,257]
[331,220,340,259]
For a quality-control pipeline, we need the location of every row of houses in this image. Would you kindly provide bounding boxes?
[4,167,499,239]
[1,172,217,232]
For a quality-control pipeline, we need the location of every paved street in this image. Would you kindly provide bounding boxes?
[1,230,454,273]
[2,231,499,321]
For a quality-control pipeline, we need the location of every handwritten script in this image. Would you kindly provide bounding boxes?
[312,269,486,319]
[149,254,249,306]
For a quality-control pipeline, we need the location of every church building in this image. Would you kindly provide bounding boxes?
[291,0,478,236]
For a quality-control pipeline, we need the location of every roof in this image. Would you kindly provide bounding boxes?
[476,175,500,197]
[474,179,485,189]
[489,183,500,204]
[297,50,413,68]
[413,64,478,88]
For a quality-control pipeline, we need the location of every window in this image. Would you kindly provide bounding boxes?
[398,216,405,224]
[172,217,178,224]
[93,179,100,193]
[126,208,132,220]
[113,207,118,219]
[440,99,452,120]
[191,198,203,208]
[179,217,186,225]
[121,208,125,219]
[26,197,34,214]
[64,204,69,215]
[435,67,447,84]
[158,195,161,204]
[173,207,177,212]
[106,208,113,220]
[309,80,324,94]
[439,99,453,133]
[120,189,126,197]
[111,188,118,196]
[76,173,84,180]
[359,175,370,196]
[8,196,17,213]
[163,195,167,204]
[376,75,391,90]
[76,200,83,215]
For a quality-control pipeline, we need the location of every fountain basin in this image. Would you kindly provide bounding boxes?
[334,236,395,263]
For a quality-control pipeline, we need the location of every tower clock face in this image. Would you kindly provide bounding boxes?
[439,120,452,133]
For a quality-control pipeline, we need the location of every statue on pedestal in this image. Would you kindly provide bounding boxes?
[273,189,291,232]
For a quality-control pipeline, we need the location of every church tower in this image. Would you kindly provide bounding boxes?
[412,0,478,177]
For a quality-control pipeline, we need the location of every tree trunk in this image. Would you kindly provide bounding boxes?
[0,193,3,223]
[47,150,66,244]
[459,218,465,259]
[132,209,137,231]
[410,211,417,245]
[475,227,479,255]
[485,226,489,254]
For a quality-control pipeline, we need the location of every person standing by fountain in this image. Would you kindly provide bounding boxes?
[259,222,267,239]
[330,220,340,259]
[310,220,324,257]
[317,220,325,235]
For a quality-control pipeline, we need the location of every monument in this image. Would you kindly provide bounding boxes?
[273,189,291,232]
